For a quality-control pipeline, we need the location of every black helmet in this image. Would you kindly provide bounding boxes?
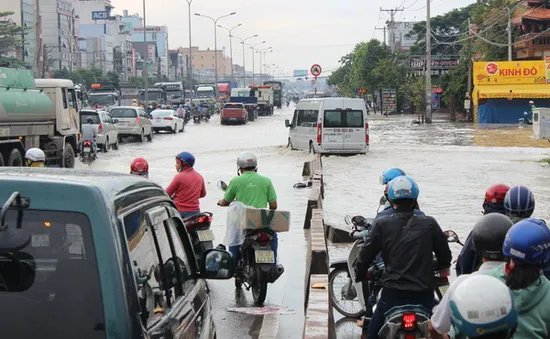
[472,213,514,260]
[86,117,93,124]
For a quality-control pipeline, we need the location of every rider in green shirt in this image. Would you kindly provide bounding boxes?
[217,152,279,262]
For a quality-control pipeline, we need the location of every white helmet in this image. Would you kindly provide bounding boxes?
[237,152,257,169]
[25,148,46,162]
[450,275,517,338]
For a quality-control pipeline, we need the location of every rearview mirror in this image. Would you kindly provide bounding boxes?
[285,119,290,128]
[200,249,235,279]
[0,228,31,252]
[443,230,460,243]
[344,215,352,225]
[379,196,387,206]
[217,180,228,191]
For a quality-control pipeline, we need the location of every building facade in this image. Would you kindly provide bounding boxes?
[513,0,550,60]
[0,0,38,72]
[178,46,232,81]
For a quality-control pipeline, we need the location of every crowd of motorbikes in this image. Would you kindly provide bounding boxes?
[329,206,463,338]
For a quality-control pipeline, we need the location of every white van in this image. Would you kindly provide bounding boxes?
[284,98,369,154]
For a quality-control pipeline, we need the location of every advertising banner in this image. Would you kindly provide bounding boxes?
[92,11,109,20]
[473,61,547,85]
[545,56,550,84]
[133,26,166,33]
[382,89,397,113]
[394,22,420,50]
[293,70,308,77]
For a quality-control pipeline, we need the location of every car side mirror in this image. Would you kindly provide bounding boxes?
[113,119,119,123]
[285,119,290,128]
[200,249,235,279]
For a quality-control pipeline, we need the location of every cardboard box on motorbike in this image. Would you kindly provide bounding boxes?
[241,207,290,232]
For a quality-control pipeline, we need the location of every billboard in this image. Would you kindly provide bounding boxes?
[473,61,546,85]
[293,70,308,77]
[92,11,109,20]
[393,21,420,50]
[133,26,166,33]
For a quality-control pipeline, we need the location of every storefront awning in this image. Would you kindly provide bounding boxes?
[475,84,550,99]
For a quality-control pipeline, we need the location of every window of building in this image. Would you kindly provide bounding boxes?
[151,33,157,40]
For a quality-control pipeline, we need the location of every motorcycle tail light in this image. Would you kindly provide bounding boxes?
[439,276,449,283]
[439,268,450,277]
[84,141,92,146]
[197,215,212,224]
[402,313,416,329]
[405,335,415,339]
[258,232,270,245]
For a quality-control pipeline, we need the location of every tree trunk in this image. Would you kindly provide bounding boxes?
[450,96,456,122]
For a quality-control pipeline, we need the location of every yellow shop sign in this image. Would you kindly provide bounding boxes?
[473,61,547,85]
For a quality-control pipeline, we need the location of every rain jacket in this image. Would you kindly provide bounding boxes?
[487,264,550,339]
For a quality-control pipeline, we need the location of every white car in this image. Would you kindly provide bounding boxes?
[151,109,185,133]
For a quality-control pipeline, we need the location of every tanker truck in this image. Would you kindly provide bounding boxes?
[0,67,80,168]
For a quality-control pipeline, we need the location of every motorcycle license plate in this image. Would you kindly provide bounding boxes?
[83,147,91,152]
[196,230,214,242]
[254,250,275,264]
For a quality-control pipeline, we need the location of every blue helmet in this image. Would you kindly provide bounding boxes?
[504,186,535,218]
[176,151,195,167]
[380,168,406,185]
[502,218,550,265]
[387,176,419,201]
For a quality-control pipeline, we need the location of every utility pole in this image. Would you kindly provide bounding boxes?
[505,8,512,61]
[424,0,432,123]
[375,26,387,45]
[466,18,474,122]
[142,0,148,104]
[380,7,403,50]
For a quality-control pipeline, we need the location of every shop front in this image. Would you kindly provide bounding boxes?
[473,60,550,123]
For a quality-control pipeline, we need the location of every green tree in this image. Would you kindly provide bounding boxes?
[469,0,515,60]
[327,51,355,96]
[350,40,392,93]
[0,11,31,67]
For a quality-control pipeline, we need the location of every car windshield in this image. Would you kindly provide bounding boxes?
[79,112,100,124]
[0,209,105,338]
[88,94,117,106]
[196,90,214,98]
[152,110,171,117]
[110,108,137,118]
[323,110,364,128]
[166,90,182,98]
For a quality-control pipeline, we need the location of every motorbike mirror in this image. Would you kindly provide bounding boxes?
[443,230,459,243]
[200,249,235,280]
[344,215,352,225]
[379,195,387,206]
[217,180,228,191]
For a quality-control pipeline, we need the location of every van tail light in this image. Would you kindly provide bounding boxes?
[402,313,416,330]
[97,123,103,132]
[135,118,140,124]
[257,232,270,245]
[365,123,369,144]
[164,117,173,120]
[316,123,322,143]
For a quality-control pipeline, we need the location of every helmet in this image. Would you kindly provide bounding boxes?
[450,275,517,338]
[484,184,510,205]
[472,213,514,260]
[387,176,419,201]
[504,186,535,218]
[25,148,45,162]
[87,117,93,124]
[130,157,149,176]
[237,152,258,169]
[529,100,534,104]
[502,218,550,265]
[176,151,195,167]
[384,182,390,196]
[379,168,406,185]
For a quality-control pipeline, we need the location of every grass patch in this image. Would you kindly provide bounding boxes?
[539,158,550,164]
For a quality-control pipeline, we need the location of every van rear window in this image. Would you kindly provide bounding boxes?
[323,110,364,128]
[79,113,100,124]
[110,108,137,118]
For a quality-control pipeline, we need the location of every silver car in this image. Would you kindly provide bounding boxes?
[79,110,120,152]
[109,106,153,142]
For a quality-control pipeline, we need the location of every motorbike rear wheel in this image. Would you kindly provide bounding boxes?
[252,270,268,305]
[329,267,366,318]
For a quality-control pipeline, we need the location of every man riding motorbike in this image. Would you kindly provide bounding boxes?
[377,168,420,215]
[25,148,46,167]
[217,152,278,263]
[429,213,514,339]
[355,175,452,339]
[130,157,149,178]
[486,218,550,339]
[165,152,206,219]
[456,184,510,276]
[450,275,518,339]
[176,104,185,119]
[80,117,98,156]
[503,185,535,223]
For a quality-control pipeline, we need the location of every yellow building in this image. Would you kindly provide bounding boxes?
[178,47,232,78]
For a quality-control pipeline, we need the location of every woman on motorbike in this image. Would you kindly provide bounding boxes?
[378,168,406,211]
[456,184,511,276]
[487,218,550,339]
[450,275,517,339]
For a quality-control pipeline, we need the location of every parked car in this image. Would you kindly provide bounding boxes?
[79,109,120,152]
[151,109,185,133]
[0,168,235,338]
[221,102,248,125]
[109,106,154,142]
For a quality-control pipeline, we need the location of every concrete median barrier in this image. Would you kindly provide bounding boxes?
[302,155,336,339]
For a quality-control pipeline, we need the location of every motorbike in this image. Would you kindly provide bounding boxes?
[217,180,285,305]
[79,140,96,165]
[201,109,211,122]
[180,212,215,263]
[183,106,191,124]
[518,111,533,126]
[193,110,201,124]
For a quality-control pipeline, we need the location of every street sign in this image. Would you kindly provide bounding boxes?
[310,64,322,77]
[311,79,316,85]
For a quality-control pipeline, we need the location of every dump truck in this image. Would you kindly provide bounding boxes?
[249,85,274,116]
[263,81,283,109]
[87,83,120,109]
[119,83,139,106]
[0,67,80,168]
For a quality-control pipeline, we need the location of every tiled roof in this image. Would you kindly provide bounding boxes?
[512,5,550,24]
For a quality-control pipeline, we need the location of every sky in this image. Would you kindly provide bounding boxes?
[111,0,475,77]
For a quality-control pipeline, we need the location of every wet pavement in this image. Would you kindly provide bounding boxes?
[82,106,313,339]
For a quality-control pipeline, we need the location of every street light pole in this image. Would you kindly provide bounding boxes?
[256,47,272,84]
[186,0,193,86]
[248,40,266,85]
[234,35,257,86]
[142,0,148,104]
[218,23,242,81]
[195,12,236,85]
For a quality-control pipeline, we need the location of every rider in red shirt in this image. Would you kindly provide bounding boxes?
[165,151,206,218]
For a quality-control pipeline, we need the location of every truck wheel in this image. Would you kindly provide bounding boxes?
[64,143,76,168]
[8,149,23,167]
